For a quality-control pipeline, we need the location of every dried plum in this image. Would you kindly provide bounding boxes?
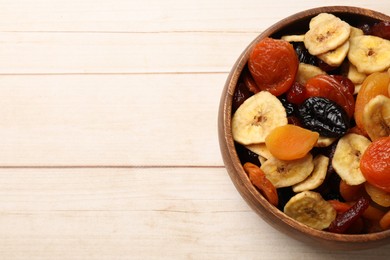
[233,81,252,112]
[234,142,260,166]
[298,97,350,138]
[279,95,296,116]
[371,21,390,40]
[293,42,318,66]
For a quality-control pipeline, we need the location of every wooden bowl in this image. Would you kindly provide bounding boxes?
[218,6,390,250]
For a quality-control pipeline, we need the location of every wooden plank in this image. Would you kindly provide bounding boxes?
[0,74,225,166]
[0,0,388,32]
[0,167,389,259]
[0,31,256,74]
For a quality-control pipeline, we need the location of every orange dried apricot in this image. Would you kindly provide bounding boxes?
[339,180,365,202]
[248,37,298,96]
[362,204,386,221]
[305,74,355,118]
[360,137,390,193]
[265,125,319,160]
[243,162,278,206]
[354,72,390,135]
[328,200,351,214]
[379,209,390,230]
[365,182,390,207]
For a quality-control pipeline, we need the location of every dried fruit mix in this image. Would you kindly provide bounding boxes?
[232,13,390,233]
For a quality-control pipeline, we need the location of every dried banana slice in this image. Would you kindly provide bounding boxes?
[284,191,337,230]
[281,34,305,42]
[354,84,362,95]
[348,35,390,74]
[292,155,329,192]
[232,91,288,145]
[296,63,326,85]
[246,143,273,159]
[258,155,267,165]
[304,13,351,55]
[363,95,390,141]
[332,133,371,185]
[318,40,350,67]
[260,154,314,188]
[315,136,336,147]
[347,62,367,85]
[349,26,364,38]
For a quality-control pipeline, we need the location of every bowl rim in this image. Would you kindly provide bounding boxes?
[219,5,390,247]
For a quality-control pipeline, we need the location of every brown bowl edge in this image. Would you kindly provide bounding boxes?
[218,6,390,250]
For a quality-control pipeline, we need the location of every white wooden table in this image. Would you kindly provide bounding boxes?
[0,0,389,258]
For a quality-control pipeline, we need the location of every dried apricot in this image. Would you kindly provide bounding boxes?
[305,74,355,117]
[354,72,390,135]
[362,204,386,221]
[360,137,390,193]
[265,124,319,160]
[365,182,390,207]
[328,200,351,213]
[339,180,365,202]
[248,38,298,96]
[379,210,390,230]
[243,162,278,206]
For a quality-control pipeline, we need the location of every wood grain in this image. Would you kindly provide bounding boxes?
[0,74,225,166]
[1,167,389,259]
[0,0,389,258]
[0,0,388,32]
[0,32,256,74]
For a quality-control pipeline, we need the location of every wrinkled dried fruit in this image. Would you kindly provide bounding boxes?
[249,38,298,96]
[371,21,390,40]
[243,162,278,206]
[360,137,390,193]
[298,97,350,138]
[328,197,370,233]
[305,74,355,118]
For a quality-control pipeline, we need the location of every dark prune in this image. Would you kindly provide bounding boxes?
[359,23,372,35]
[318,59,338,72]
[234,142,260,166]
[371,21,390,40]
[293,42,317,66]
[298,97,350,138]
[232,81,252,112]
[279,95,296,116]
[277,186,295,211]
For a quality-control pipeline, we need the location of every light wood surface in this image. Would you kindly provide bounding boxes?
[0,0,389,258]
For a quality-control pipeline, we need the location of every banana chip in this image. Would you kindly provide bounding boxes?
[363,95,390,141]
[232,91,287,145]
[348,35,390,74]
[260,154,314,188]
[292,155,329,192]
[284,191,336,230]
[332,134,371,185]
[304,13,351,55]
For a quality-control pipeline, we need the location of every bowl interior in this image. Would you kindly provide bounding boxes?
[219,6,390,250]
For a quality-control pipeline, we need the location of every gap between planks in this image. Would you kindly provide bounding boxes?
[0,165,225,169]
